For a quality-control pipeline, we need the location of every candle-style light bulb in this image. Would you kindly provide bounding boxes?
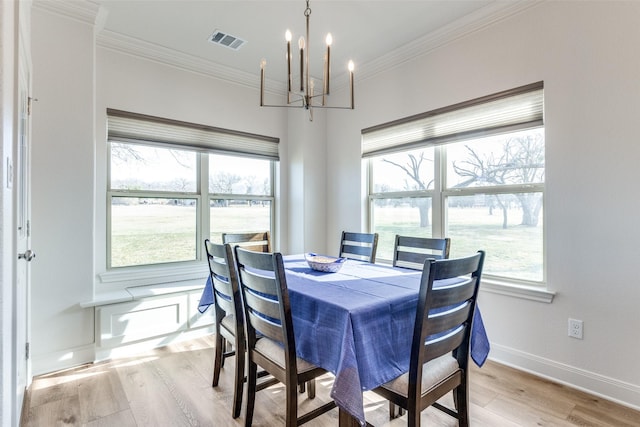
[298,36,305,92]
[260,59,267,106]
[324,33,332,95]
[285,30,292,92]
[348,60,355,109]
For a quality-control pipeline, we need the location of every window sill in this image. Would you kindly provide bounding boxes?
[81,278,206,308]
[480,278,555,303]
[98,262,207,287]
[82,263,209,308]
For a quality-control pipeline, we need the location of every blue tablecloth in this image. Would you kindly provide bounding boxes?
[199,255,490,425]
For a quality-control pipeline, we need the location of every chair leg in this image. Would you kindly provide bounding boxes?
[244,360,258,427]
[389,402,404,419]
[408,407,421,427]
[285,381,298,427]
[212,335,224,387]
[306,379,316,399]
[231,343,245,419]
[455,383,470,427]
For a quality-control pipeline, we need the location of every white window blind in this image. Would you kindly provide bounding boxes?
[362,82,543,158]
[107,109,280,160]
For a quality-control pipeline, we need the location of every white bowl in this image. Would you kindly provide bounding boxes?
[305,253,346,273]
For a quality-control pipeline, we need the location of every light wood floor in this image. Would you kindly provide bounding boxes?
[21,335,640,426]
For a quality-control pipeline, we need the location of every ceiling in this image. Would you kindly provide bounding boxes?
[91,0,526,88]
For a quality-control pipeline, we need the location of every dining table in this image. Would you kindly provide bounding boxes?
[199,253,490,426]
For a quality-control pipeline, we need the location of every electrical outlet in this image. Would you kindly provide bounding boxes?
[568,318,583,339]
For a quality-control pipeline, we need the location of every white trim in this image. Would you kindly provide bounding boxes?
[98,262,207,287]
[33,0,100,26]
[95,326,214,362]
[489,343,640,411]
[481,279,555,303]
[83,277,206,308]
[31,343,95,377]
[38,0,539,93]
[97,30,273,91]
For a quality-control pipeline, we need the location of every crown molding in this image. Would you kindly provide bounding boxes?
[33,0,100,26]
[359,0,543,82]
[34,0,542,93]
[95,30,279,92]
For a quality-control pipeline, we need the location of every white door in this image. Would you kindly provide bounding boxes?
[14,42,33,422]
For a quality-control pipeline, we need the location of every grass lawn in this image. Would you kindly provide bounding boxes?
[111,204,543,282]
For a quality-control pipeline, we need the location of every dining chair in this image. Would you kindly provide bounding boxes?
[203,239,245,418]
[339,231,379,263]
[234,247,337,427]
[222,231,271,253]
[373,250,485,427]
[392,236,451,270]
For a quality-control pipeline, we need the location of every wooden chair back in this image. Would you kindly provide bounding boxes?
[203,239,245,418]
[222,231,271,253]
[339,231,379,263]
[374,250,485,426]
[392,236,451,270]
[234,247,336,425]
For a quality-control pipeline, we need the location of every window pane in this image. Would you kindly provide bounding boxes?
[446,128,544,189]
[371,148,435,193]
[111,197,197,267]
[371,197,432,261]
[447,193,543,281]
[209,199,272,243]
[110,143,197,192]
[209,154,271,195]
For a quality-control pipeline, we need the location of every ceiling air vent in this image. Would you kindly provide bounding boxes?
[208,30,246,51]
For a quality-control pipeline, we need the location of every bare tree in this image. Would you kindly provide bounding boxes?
[382,152,434,227]
[381,133,544,229]
[452,133,544,228]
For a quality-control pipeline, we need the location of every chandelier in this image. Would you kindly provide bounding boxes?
[259,0,354,121]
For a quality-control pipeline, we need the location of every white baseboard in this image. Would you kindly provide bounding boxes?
[31,326,215,377]
[95,326,214,362]
[32,344,96,377]
[489,343,640,411]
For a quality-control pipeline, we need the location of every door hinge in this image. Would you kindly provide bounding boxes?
[28,97,38,115]
[25,342,30,360]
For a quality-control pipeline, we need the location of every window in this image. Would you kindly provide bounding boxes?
[365,83,544,284]
[107,110,278,269]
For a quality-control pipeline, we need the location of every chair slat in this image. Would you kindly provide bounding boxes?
[223,231,271,253]
[392,236,451,270]
[247,310,284,342]
[243,288,281,321]
[339,231,379,263]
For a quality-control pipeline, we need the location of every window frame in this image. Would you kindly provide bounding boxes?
[365,84,554,301]
[107,143,275,270]
[104,110,277,278]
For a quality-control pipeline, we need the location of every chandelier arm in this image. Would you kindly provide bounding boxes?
[305,0,311,106]
[259,0,355,118]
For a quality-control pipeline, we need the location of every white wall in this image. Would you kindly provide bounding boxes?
[30,6,97,374]
[286,107,327,254]
[326,1,640,409]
